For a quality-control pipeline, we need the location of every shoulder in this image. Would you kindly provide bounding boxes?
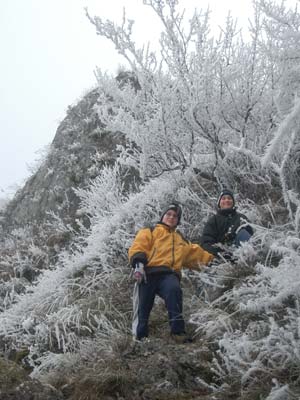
[137,223,163,237]
[142,224,156,233]
[134,226,155,239]
[205,213,218,224]
[202,214,218,233]
[138,222,161,232]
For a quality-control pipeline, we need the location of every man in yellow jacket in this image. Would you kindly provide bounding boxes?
[128,202,213,342]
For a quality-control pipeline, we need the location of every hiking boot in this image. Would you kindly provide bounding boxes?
[170,333,193,344]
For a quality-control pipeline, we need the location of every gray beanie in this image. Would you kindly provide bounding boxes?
[160,202,182,225]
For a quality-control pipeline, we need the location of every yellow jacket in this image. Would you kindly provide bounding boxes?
[128,223,213,275]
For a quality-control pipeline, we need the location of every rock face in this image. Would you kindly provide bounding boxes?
[0,88,125,232]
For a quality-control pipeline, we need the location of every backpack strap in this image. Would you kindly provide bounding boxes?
[144,225,155,243]
[176,229,189,244]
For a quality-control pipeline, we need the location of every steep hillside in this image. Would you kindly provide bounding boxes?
[1,1,300,399]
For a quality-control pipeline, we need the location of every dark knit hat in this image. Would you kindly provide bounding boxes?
[217,189,235,208]
[160,202,182,225]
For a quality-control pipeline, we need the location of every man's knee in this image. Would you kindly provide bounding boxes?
[235,228,251,246]
[168,283,182,299]
[161,278,182,307]
[164,275,181,294]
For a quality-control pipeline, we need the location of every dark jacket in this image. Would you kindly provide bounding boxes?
[200,208,253,256]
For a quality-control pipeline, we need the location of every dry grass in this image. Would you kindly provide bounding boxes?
[69,359,136,400]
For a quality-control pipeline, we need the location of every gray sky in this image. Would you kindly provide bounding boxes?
[0,0,253,197]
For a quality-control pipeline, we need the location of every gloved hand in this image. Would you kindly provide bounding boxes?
[133,262,147,284]
[132,257,146,269]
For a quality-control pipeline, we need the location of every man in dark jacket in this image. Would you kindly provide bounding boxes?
[200,189,253,258]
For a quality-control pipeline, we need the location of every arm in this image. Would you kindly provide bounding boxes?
[200,216,222,256]
[184,243,214,270]
[128,228,153,267]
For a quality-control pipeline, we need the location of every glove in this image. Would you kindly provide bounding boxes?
[133,262,147,284]
[131,255,147,269]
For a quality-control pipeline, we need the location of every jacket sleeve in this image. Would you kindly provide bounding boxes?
[200,216,222,256]
[128,228,152,267]
[184,243,214,270]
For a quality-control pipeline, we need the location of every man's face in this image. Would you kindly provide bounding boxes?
[162,210,178,228]
[219,195,234,209]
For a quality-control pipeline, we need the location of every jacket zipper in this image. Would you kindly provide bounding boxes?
[171,231,175,268]
[148,248,156,264]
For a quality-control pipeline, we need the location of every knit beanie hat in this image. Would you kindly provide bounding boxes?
[160,202,182,225]
[217,189,235,208]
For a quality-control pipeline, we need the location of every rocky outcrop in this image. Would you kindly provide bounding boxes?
[0,88,125,232]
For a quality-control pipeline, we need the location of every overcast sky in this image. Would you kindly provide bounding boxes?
[0,0,255,196]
